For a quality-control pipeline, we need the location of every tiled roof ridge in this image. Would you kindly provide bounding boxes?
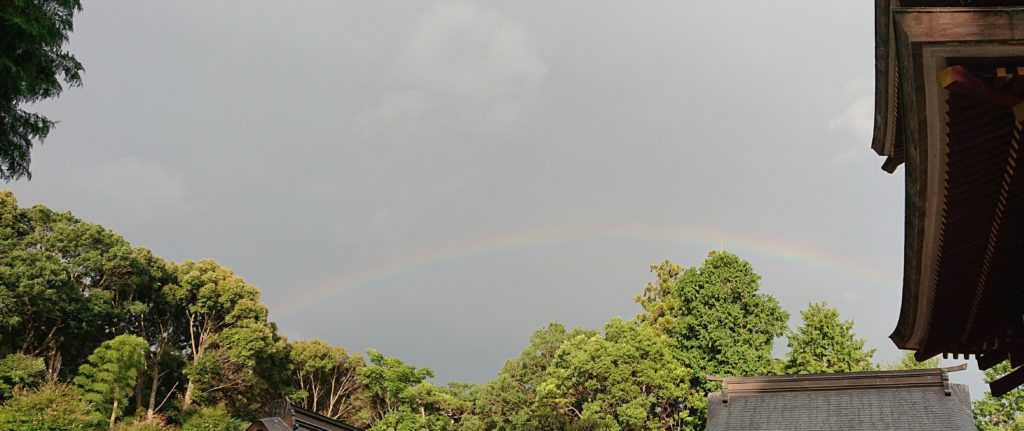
[707,364,968,401]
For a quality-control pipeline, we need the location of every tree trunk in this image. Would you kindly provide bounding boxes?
[183,379,194,408]
[147,358,161,420]
[184,313,198,408]
[109,397,119,430]
[45,347,61,380]
[134,374,144,415]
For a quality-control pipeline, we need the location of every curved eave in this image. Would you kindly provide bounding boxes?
[873,0,894,159]
[880,8,1024,355]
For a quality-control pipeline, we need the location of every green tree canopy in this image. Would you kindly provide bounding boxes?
[0,0,84,180]
[0,353,44,399]
[466,322,594,431]
[3,189,920,431]
[360,349,435,426]
[358,349,474,431]
[0,190,162,378]
[537,319,701,431]
[288,339,369,426]
[179,404,248,431]
[784,302,875,374]
[166,259,285,414]
[73,334,148,429]
[974,362,1024,431]
[0,382,102,431]
[635,251,789,377]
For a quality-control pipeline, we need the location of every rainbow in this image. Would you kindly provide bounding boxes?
[273,223,899,318]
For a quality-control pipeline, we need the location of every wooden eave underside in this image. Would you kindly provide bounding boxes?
[872,4,1024,168]
[874,6,1024,396]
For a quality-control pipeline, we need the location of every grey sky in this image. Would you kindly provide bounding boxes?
[8,1,987,397]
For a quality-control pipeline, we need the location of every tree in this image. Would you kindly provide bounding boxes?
[0,191,305,423]
[74,334,149,429]
[883,350,939,371]
[785,302,875,374]
[466,322,595,431]
[0,190,160,379]
[0,191,84,376]
[357,349,472,430]
[536,318,701,431]
[0,0,84,180]
[0,353,45,399]
[630,252,790,428]
[635,251,789,377]
[288,339,368,425]
[974,362,1024,431]
[165,259,283,413]
[0,382,103,431]
[360,349,435,423]
[125,253,187,421]
[179,405,248,431]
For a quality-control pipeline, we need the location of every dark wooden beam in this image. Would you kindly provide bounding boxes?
[1010,347,1024,368]
[1011,67,1024,94]
[881,155,902,173]
[991,364,1024,397]
[979,352,1008,371]
[920,349,945,362]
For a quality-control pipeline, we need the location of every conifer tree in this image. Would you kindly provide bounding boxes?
[785,302,875,374]
[635,251,790,377]
[74,334,148,429]
[0,0,84,180]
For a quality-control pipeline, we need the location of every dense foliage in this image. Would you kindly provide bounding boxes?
[535,319,700,430]
[289,339,368,424]
[0,382,103,431]
[784,302,875,374]
[0,0,84,180]
[975,362,1024,431]
[75,335,149,428]
[0,191,958,430]
[636,255,789,377]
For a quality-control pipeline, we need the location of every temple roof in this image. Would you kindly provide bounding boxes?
[871,0,1024,170]
[292,406,363,431]
[706,368,976,431]
[255,400,364,431]
[869,0,1024,395]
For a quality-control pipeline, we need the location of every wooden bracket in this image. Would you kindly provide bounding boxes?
[941,369,952,396]
[940,65,1024,109]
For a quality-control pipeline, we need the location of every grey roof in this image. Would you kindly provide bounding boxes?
[247,417,293,431]
[254,399,364,431]
[293,405,363,431]
[706,369,977,431]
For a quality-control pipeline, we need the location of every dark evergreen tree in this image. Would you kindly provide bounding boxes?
[0,0,84,180]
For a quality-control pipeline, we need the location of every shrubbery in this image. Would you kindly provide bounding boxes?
[179,406,249,431]
[0,382,103,431]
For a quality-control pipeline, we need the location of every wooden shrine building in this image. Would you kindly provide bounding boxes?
[873,0,1024,395]
[705,366,976,430]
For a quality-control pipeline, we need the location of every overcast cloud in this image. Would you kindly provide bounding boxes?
[7,1,987,397]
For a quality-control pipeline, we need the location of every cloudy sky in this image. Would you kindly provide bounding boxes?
[7,1,987,396]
